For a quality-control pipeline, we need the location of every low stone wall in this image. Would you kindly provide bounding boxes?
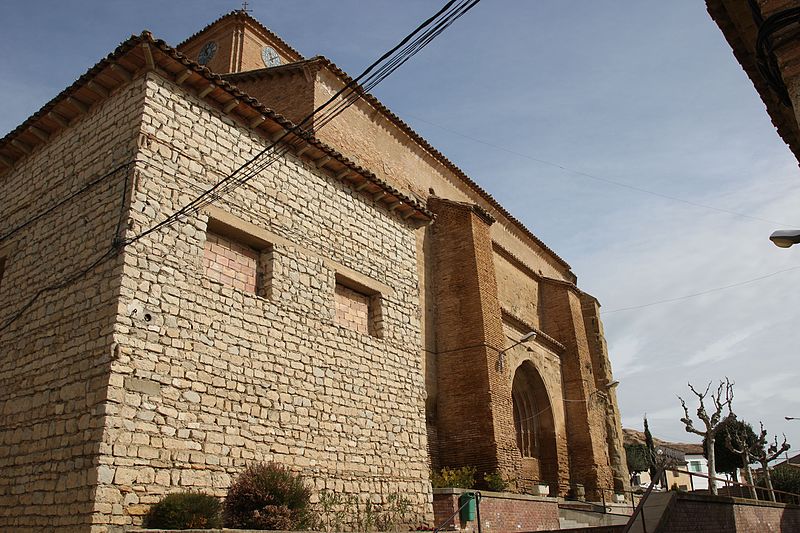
[658,492,800,532]
[432,488,559,532]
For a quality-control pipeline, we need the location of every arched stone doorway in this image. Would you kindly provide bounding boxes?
[512,361,558,487]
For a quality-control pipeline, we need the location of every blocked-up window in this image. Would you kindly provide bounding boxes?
[334,278,383,337]
[204,232,259,292]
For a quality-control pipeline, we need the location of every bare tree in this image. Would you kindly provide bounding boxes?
[724,418,758,499]
[751,422,791,502]
[678,378,734,495]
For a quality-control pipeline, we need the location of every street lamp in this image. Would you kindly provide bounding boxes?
[496,331,537,371]
[786,416,799,421]
[770,230,800,248]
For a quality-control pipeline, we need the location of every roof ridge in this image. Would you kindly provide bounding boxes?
[175,10,304,61]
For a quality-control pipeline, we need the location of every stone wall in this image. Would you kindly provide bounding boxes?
[95,71,431,528]
[0,78,145,531]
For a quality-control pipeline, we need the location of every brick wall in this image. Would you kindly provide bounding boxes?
[540,279,614,496]
[432,489,560,532]
[429,198,502,476]
[334,283,370,334]
[203,232,259,293]
[657,493,800,532]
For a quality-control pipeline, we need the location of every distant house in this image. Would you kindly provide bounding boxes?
[771,452,800,470]
[623,428,730,492]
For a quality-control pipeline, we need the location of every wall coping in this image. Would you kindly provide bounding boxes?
[432,487,558,503]
[675,491,800,510]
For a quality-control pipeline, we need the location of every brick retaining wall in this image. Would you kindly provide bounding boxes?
[432,488,559,532]
[657,492,800,532]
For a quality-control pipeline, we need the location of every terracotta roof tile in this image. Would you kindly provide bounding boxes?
[0,32,432,222]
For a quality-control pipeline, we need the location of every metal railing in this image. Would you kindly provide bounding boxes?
[622,466,665,533]
[672,468,800,505]
[519,477,644,515]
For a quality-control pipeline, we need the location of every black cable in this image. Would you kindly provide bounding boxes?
[120,0,483,246]
[0,161,134,244]
[1,0,483,334]
[753,7,800,107]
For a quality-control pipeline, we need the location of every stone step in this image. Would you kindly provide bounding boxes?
[559,517,591,529]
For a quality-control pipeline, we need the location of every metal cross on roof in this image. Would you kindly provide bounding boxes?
[241,1,252,13]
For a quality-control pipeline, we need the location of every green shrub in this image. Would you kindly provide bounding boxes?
[430,466,476,489]
[143,491,222,530]
[224,462,313,530]
[483,471,508,492]
[767,465,800,495]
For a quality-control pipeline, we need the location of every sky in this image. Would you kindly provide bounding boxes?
[2,1,799,459]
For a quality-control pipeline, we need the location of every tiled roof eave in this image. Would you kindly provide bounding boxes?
[0,32,432,225]
[706,0,800,163]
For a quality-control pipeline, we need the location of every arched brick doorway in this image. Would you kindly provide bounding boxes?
[512,361,558,487]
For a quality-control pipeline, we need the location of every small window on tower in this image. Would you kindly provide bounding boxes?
[0,256,6,289]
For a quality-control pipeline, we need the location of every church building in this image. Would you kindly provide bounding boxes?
[0,11,627,530]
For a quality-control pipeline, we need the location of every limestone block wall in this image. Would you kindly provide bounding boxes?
[0,79,145,531]
[97,72,431,528]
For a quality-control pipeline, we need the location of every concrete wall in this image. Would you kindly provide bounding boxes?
[0,78,145,531]
[93,72,431,528]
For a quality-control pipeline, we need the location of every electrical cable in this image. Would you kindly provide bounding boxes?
[601,265,800,315]
[0,0,483,334]
[120,0,483,248]
[404,113,799,228]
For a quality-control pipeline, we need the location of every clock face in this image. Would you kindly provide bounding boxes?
[198,41,218,65]
[262,46,281,67]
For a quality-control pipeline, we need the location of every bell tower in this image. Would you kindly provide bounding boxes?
[177,10,304,74]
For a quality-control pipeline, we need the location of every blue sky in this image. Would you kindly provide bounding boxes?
[3,1,800,458]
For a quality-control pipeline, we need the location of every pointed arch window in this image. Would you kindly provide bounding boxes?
[512,368,541,457]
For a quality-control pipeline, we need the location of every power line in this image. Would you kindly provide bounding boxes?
[120,0,482,248]
[601,265,800,314]
[0,0,482,333]
[404,113,799,228]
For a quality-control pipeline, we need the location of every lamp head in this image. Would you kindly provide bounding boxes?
[520,331,537,342]
[770,230,800,248]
